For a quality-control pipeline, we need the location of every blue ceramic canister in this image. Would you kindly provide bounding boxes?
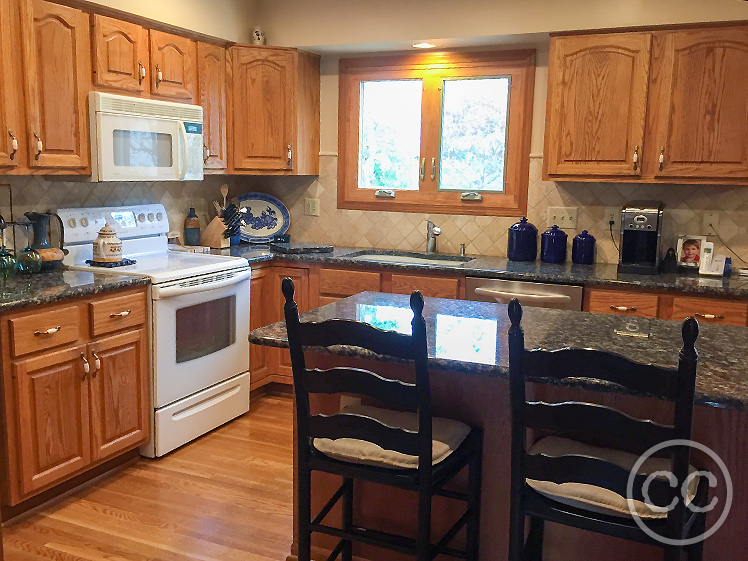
[507,217,538,261]
[572,230,596,265]
[540,225,567,263]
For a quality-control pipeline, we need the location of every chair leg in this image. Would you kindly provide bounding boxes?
[508,492,525,561]
[663,545,683,561]
[298,466,312,561]
[417,488,432,561]
[466,449,482,561]
[524,516,544,561]
[342,478,353,561]
[686,514,706,561]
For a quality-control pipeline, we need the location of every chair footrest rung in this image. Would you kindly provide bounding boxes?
[434,488,469,501]
[435,510,470,558]
[312,481,348,525]
[311,523,416,555]
[326,539,346,561]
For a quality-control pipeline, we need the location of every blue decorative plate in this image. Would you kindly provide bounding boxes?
[236,192,291,243]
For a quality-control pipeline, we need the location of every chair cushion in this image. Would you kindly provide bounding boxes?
[313,404,471,469]
[526,436,699,519]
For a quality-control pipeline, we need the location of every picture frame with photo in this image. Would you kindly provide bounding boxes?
[676,235,707,268]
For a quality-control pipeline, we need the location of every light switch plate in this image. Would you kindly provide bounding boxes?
[547,206,578,229]
[304,198,320,216]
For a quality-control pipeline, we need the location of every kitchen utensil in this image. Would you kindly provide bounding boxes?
[220,185,229,209]
[24,211,67,271]
[220,203,241,244]
[201,216,230,249]
[15,224,42,275]
[507,217,537,261]
[213,201,222,215]
[237,192,290,243]
[541,225,567,263]
[572,230,595,265]
[92,223,123,263]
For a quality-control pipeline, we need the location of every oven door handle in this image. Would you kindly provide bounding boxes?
[473,286,571,305]
[152,269,251,300]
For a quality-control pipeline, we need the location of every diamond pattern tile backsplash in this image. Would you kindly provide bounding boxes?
[2,155,748,265]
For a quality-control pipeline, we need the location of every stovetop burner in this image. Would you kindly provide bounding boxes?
[85,258,137,268]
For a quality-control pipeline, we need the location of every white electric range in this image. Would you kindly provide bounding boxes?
[60,204,251,457]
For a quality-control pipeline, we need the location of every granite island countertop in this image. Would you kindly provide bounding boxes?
[228,244,748,299]
[249,291,748,410]
[0,269,150,312]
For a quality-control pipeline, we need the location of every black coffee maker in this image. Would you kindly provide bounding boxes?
[617,201,664,275]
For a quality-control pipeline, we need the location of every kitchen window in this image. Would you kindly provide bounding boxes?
[338,50,536,215]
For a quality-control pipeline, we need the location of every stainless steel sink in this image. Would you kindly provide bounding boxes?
[346,250,473,267]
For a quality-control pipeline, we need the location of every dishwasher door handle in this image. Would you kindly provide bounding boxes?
[473,286,572,305]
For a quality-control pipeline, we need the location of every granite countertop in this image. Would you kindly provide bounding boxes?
[0,270,150,312]
[227,244,748,299]
[250,291,748,410]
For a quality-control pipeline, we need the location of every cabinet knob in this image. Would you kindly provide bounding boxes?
[92,351,101,376]
[203,145,210,163]
[419,158,426,180]
[8,129,17,160]
[138,61,146,85]
[431,157,437,181]
[33,132,43,160]
[632,145,639,171]
[610,305,637,312]
[81,353,90,377]
[110,309,132,318]
[155,64,162,88]
[659,146,665,172]
[34,325,61,336]
[287,144,293,166]
[694,312,725,320]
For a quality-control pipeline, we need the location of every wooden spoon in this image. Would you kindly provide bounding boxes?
[220,185,229,209]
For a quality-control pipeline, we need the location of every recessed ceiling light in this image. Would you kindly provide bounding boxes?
[412,42,437,49]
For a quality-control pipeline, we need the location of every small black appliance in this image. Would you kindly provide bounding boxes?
[617,201,664,275]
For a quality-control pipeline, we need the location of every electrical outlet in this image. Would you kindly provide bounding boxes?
[304,198,320,216]
[546,206,578,229]
[604,207,621,230]
[702,211,720,235]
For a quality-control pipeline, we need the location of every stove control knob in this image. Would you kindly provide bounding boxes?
[156,212,163,221]
[80,217,89,227]
[147,213,155,222]
[67,218,76,228]
[138,213,146,222]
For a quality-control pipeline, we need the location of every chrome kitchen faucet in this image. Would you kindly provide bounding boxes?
[426,220,441,253]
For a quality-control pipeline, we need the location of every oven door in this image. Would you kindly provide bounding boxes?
[152,269,251,408]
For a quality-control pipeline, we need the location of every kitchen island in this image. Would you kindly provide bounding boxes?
[250,292,748,561]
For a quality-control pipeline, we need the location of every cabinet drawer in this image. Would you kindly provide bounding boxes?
[9,306,83,357]
[670,297,748,327]
[391,274,460,299]
[90,292,147,337]
[586,289,659,318]
[319,268,381,297]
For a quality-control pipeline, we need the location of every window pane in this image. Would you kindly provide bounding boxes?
[439,77,510,192]
[359,80,422,191]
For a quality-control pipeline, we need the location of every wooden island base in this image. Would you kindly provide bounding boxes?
[286,353,748,561]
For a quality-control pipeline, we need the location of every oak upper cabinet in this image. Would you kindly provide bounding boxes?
[0,0,19,169]
[12,345,91,497]
[544,33,652,177]
[198,42,228,171]
[91,15,149,95]
[149,29,197,102]
[20,0,90,171]
[230,46,320,175]
[647,27,748,180]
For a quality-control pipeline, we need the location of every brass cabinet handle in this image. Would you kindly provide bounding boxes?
[203,145,210,163]
[138,61,145,85]
[8,129,17,160]
[110,309,131,318]
[430,157,437,180]
[419,158,426,180]
[155,64,162,88]
[81,353,90,378]
[92,351,101,376]
[33,132,43,160]
[34,325,61,336]
[632,145,639,171]
[694,313,725,320]
[287,144,293,166]
[610,305,637,312]
[658,146,665,171]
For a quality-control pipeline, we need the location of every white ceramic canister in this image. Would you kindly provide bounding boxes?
[92,223,123,262]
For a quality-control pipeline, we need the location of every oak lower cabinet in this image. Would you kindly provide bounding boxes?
[2,288,149,506]
[229,46,320,175]
[249,266,271,389]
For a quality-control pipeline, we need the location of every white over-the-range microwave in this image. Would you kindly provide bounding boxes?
[89,92,204,182]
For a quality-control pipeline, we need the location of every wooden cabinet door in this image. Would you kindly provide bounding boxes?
[389,273,461,299]
[231,47,295,171]
[149,29,197,102]
[545,33,651,177]
[91,15,148,94]
[198,42,227,171]
[12,345,90,497]
[20,0,90,170]
[88,329,149,462]
[268,266,309,380]
[648,27,748,179]
[0,0,18,169]
[250,267,271,389]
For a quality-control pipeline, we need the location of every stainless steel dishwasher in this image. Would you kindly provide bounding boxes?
[466,277,583,311]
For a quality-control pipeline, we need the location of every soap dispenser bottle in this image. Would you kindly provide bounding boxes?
[184,207,201,246]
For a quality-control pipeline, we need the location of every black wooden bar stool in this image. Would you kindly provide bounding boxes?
[507,299,711,561]
[282,278,483,561]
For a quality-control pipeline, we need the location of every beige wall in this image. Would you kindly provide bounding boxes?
[88,0,258,43]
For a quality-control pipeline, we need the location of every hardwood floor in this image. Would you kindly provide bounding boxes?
[3,395,294,561]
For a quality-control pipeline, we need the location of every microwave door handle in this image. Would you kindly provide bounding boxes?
[177,121,188,180]
[151,269,251,300]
